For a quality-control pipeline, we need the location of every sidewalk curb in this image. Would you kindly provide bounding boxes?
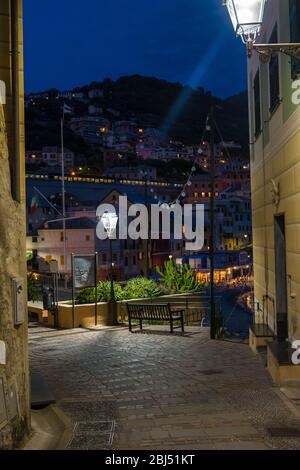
[22,405,74,451]
[273,387,300,420]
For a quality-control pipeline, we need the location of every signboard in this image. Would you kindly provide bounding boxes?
[49,259,59,274]
[71,254,98,328]
[73,255,96,289]
[12,278,25,326]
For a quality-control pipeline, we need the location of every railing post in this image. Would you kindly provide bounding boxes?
[186,295,189,325]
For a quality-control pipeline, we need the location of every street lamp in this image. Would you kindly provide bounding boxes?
[140,169,150,277]
[225,0,266,42]
[101,211,119,325]
[224,0,300,62]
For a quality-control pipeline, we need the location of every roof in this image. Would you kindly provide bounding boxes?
[42,146,73,154]
[45,217,97,230]
[26,179,159,210]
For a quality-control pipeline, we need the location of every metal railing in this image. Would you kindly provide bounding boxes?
[118,293,223,327]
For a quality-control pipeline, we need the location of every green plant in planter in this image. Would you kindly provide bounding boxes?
[27,273,40,302]
[96,281,124,302]
[157,260,200,294]
[75,287,97,305]
[123,277,161,300]
[76,281,124,304]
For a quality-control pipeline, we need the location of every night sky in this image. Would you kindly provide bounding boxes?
[24,0,247,98]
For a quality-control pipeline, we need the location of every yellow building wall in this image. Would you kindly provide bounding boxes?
[251,119,300,340]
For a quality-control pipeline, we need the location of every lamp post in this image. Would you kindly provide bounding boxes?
[224,0,300,62]
[101,212,119,325]
[207,109,216,340]
[141,169,150,277]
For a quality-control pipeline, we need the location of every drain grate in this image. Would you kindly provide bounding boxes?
[267,427,300,438]
[66,420,116,450]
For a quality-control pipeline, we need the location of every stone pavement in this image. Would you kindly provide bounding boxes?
[29,324,300,450]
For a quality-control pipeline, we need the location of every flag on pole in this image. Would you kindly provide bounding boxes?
[29,191,39,217]
[63,103,73,115]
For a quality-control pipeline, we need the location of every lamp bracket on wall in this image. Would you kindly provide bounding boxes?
[270,178,280,207]
[247,41,300,63]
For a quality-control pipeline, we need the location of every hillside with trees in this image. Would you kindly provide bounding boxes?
[25,75,249,162]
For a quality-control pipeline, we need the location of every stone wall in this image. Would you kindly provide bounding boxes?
[0,0,30,449]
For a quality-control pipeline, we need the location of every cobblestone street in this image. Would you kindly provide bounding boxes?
[29,325,300,450]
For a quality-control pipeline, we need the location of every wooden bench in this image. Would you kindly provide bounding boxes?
[127,303,185,334]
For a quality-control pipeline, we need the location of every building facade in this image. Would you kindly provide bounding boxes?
[248,1,300,346]
[26,147,74,170]
[70,116,110,147]
[0,0,30,449]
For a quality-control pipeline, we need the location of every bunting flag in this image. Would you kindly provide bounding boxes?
[29,191,39,217]
[63,103,73,114]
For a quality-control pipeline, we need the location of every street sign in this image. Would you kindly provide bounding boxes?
[71,253,98,328]
[49,259,59,274]
[73,255,96,289]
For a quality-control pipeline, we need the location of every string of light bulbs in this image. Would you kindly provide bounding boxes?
[154,113,211,209]
[146,111,238,209]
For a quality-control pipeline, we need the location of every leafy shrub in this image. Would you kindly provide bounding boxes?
[75,267,199,305]
[27,273,40,302]
[96,281,124,302]
[157,260,201,294]
[76,281,125,304]
[76,277,161,304]
[123,277,161,300]
[76,287,98,305]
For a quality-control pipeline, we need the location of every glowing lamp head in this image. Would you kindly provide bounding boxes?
[224,0,266,42]
[101,212,118,238]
